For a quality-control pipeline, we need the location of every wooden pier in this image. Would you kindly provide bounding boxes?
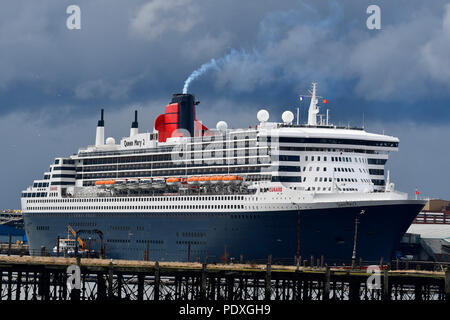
[0,256,448,301]
[0,243,28,256]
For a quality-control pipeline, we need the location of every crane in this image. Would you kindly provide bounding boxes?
[67,225,86,251]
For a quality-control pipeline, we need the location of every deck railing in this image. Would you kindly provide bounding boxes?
[413,211,450,225]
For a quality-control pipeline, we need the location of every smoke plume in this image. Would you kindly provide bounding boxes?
[182,58,219,94]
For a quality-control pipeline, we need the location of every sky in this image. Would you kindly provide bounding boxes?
[1,0,450,208]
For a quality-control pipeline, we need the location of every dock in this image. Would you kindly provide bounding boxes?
[0,255,448,301]
[0,243,28,256]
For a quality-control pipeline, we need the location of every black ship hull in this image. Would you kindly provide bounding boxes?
[23,201,424,264]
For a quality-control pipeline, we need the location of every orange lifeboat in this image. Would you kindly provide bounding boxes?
[187,176,200,185]
[198,176,210,184]
[222,176,232,184]
[223,175,243,184]
[95,180,115,186]
[210,176,223,184]
[233,176,243,184]
[166,177,181,186]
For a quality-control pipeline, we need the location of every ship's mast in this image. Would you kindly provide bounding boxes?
[307,83,319,126]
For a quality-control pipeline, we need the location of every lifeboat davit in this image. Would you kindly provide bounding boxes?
[139,178,152,189]
[152,177,166,189]
[114,179,127,189]
[127,178,140,189]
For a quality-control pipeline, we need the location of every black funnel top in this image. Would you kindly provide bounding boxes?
[98,109,104,127]
[131,110,138,128]
[171,93,195,137]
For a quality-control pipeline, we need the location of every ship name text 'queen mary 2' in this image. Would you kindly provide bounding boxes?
[21,83,425,264]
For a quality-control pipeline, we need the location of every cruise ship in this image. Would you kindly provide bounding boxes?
[21,83,426,264]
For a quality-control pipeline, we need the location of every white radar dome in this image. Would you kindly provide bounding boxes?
[106,137,116,145]
[282,111,294,124]
[216,121,228,132]
[257,109,269,122]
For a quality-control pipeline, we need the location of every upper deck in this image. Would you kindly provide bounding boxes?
[21,84,404,201]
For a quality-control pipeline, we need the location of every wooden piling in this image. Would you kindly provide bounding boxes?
[7,270,12,300]
[154,261,160,300]
[16,271,22,300]
[349,279,360,301]
[323,266,330,300]
[383,269,390,300]
[97,272,107,300]
[8,234,12,256]
[445,267,450,301]
[137,274,144,301]
[200,263,207,300]
[107,261,114,298]
[414,281,422,301]
[265,260,272,300]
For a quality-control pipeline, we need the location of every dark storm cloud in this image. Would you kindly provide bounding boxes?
[0,0,450,124]
[0,0,300,118]
[1,0,450,208]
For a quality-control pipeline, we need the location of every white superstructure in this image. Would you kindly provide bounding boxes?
[21,83,405,213]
